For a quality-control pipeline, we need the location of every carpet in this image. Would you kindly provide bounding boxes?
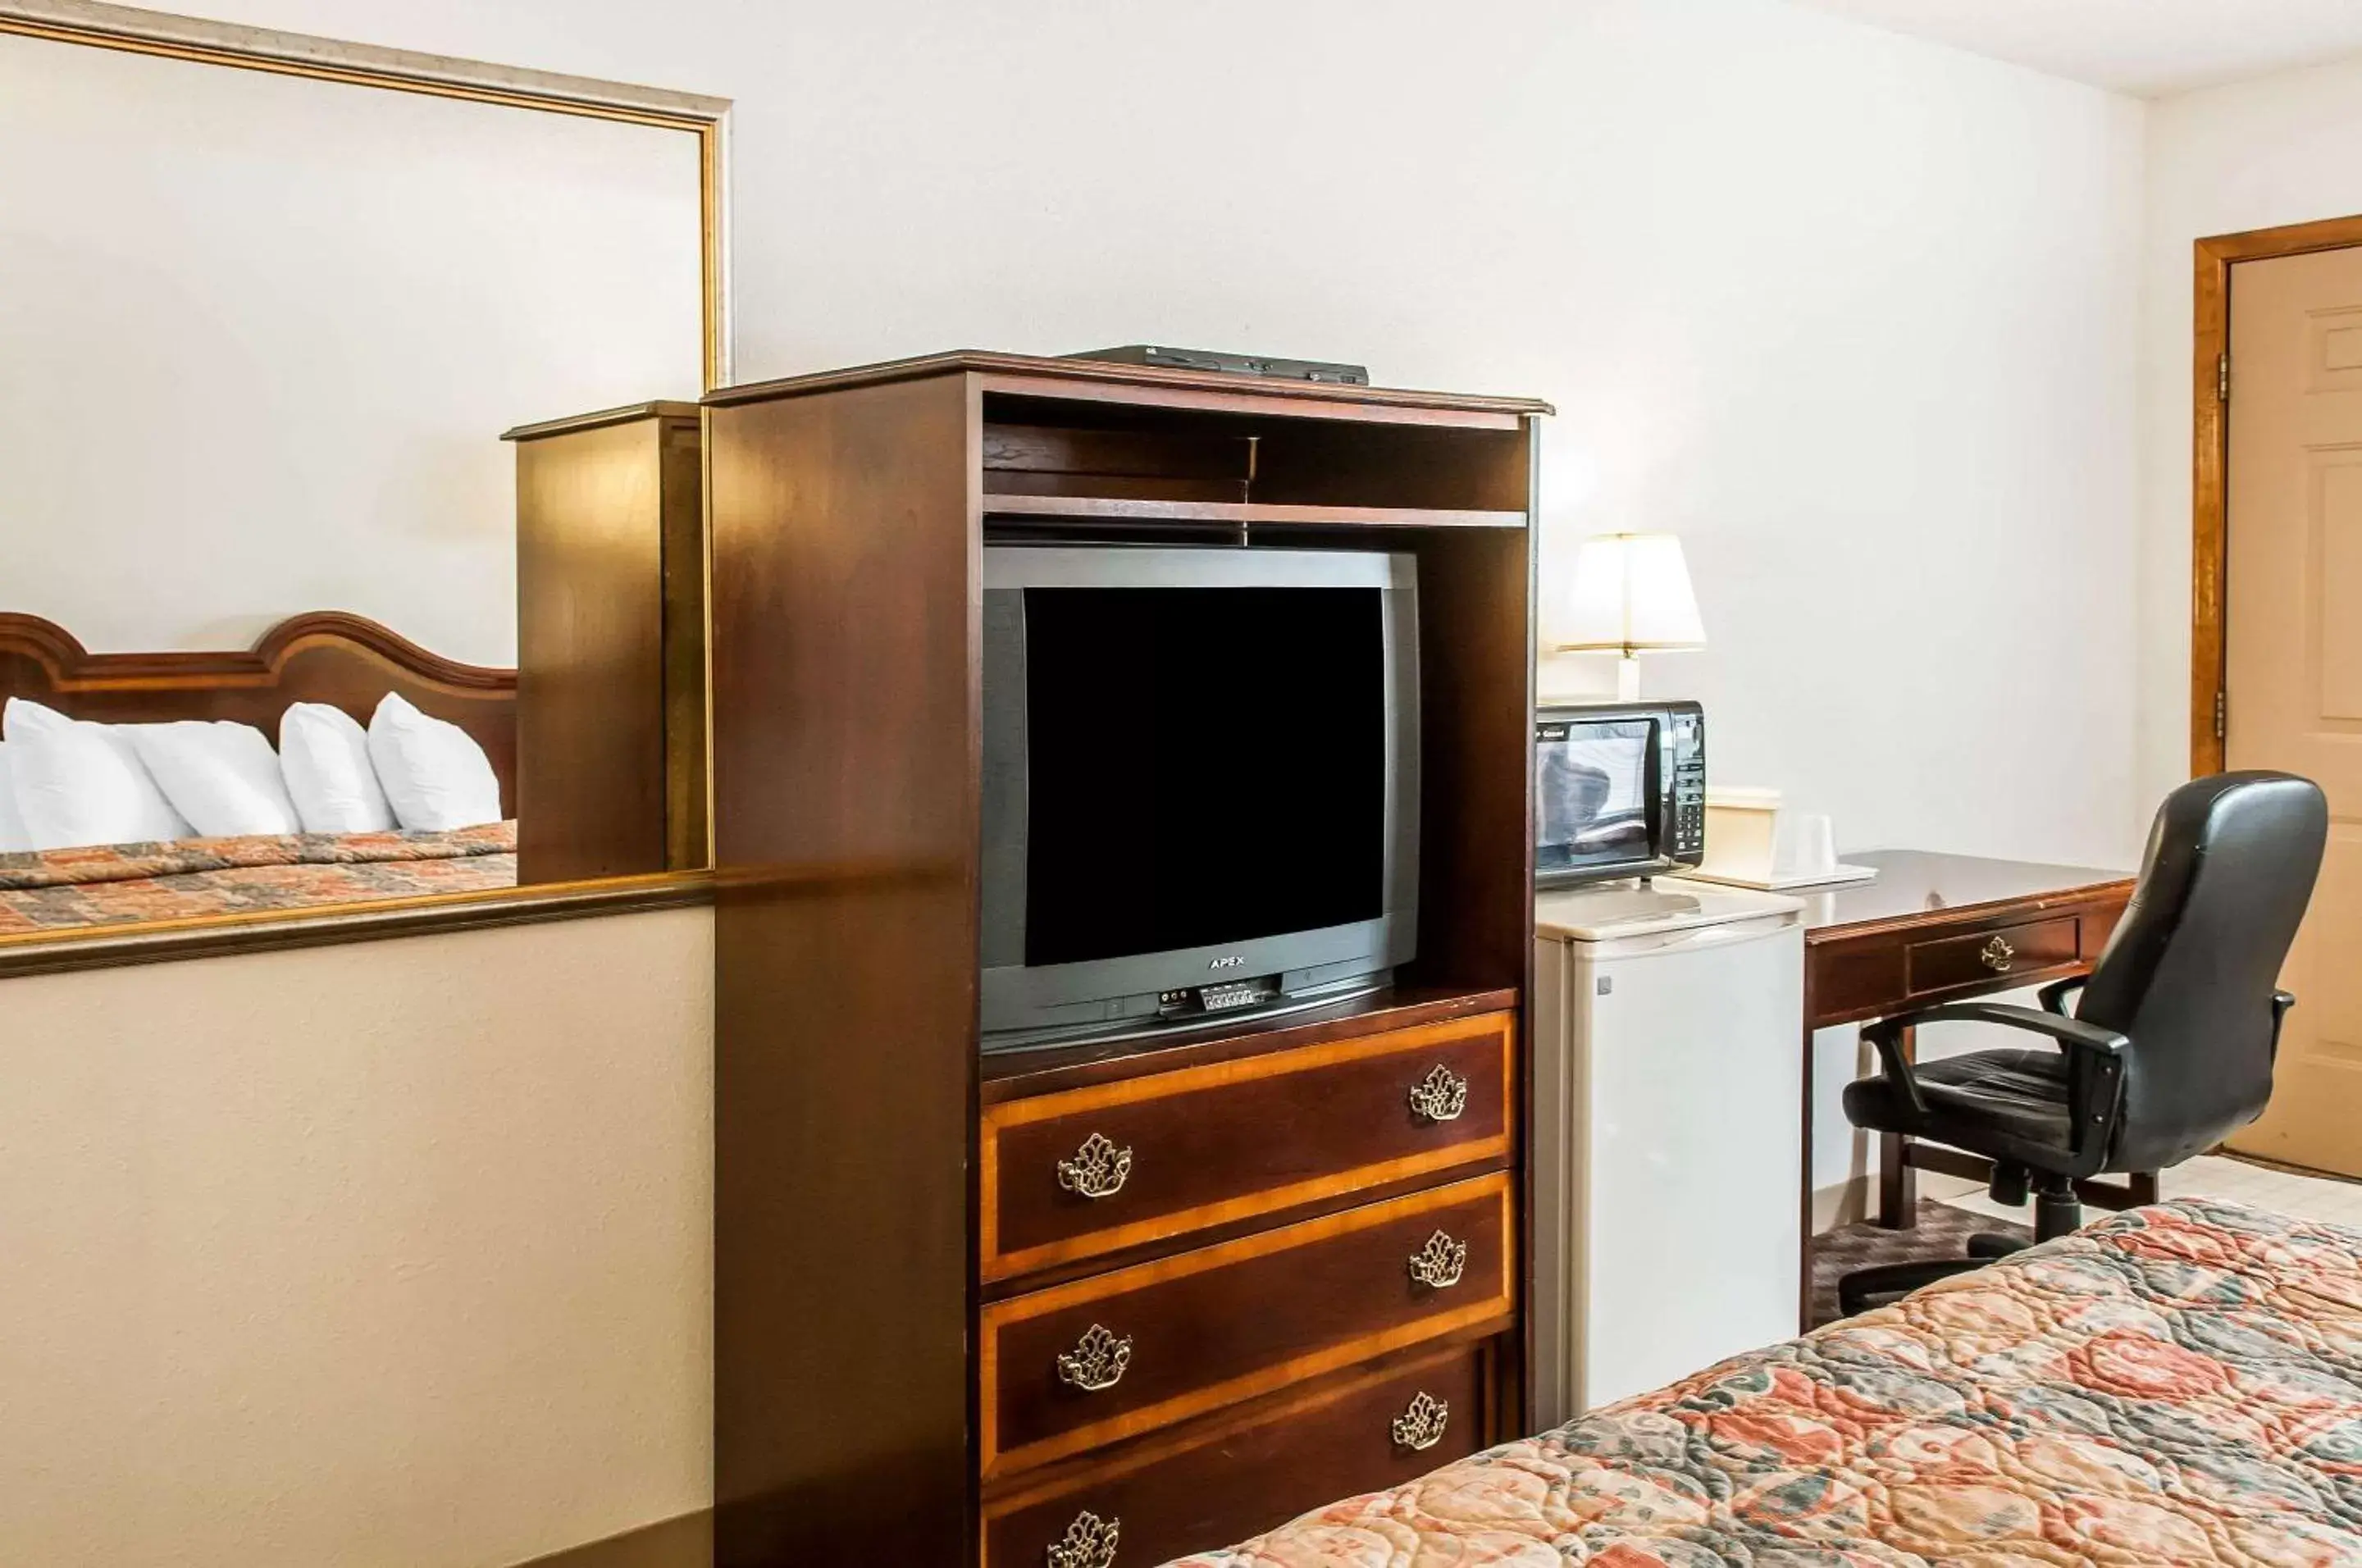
[1810,1198,2034,1327]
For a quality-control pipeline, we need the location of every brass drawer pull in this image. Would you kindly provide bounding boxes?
[1406,1230,1468,1289]
[1391,1391,1450,1452]
[1047,1510,1120,1568]
[1407,1064,1469,1124]
[1980,935,2016,973]
[1056,1324,1133,1393]
[1056,1133,1133,1200]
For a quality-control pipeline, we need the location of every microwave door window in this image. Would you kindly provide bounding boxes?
[1537,731,1650,873]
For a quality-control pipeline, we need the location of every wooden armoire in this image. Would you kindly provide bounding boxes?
[705,352,1546,1566]
[504,400,708,882]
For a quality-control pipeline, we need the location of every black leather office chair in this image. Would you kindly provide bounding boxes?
[1836,771,2328,1316]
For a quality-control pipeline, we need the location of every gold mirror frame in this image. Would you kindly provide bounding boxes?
[0,0,729,979]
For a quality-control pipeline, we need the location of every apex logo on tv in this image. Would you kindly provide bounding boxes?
[1209,955,1247,970]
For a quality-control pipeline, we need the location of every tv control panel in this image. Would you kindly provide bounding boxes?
[1159,976,1281,1019]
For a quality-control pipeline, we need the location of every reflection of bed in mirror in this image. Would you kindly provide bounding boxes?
[0,11,720,962]
[0,610,519,934]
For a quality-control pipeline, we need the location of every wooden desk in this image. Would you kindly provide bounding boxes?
[1797,850,2136,1328]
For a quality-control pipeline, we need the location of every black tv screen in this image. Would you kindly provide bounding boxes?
[1020,586,1387,968]
[978,544,1418,1046]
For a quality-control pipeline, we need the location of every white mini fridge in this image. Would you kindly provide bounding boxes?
[1531,881,1804,1426]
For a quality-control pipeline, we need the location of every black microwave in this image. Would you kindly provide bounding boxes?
[1534,701,1705,887]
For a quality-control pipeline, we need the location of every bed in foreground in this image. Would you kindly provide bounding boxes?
[1165,1197,2362,1566]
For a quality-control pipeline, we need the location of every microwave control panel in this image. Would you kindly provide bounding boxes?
[1668,710,1706,860]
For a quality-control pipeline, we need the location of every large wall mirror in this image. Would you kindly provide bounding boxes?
[0,2,727,972]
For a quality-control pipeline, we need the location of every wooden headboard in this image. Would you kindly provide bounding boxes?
[0,612,518,813]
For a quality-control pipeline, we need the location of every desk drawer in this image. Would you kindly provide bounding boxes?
[981,1172,1513,1478]
[1907,916,2082,996]
[982,1012,1514,1283]
[983,1338,1493,1568]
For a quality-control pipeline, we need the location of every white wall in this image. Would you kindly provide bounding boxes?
[0,909,714,1568]
[2137,53,2362,814]
[176,0,2155,1262]
[162,0,2148,869]
[0,2,2157,1564]
[0,30,702,663]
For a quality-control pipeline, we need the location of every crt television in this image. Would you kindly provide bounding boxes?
[980,545,1420,1048]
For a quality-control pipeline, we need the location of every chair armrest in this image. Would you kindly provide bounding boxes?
[1870,1001,2127,1059]
[1864,1002,2130,1160]
[1861,1019,1931,1117]
[2037,975,2088,1015]
[2270,990,2296,1059]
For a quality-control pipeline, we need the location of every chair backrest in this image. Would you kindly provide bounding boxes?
[2077,771,2328,1171]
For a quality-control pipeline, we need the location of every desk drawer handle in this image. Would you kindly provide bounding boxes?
[1056,1324,1133,1393]
[1056,1133,1133,1200]
[1980,935,2017,973]
[1391,1391,1451,1452]
[1407,1229,1468,1289]
[1046,1510,1120,1568]
[1408,1064,1469,1124]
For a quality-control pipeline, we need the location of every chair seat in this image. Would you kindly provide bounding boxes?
[1842,1047,2077,1169]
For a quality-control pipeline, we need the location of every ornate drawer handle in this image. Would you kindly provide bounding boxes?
[1407,1064,1469,1124]
[1047,1510,1120,1568]
[1980,935,2017,973]
[1056,1133,1133,1200]
[1056,1324,1133,1393]
[1391,1391,1451,1452]
[1406,1230,1468,1289]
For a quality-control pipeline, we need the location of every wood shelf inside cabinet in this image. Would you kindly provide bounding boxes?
[979,494,1528,530]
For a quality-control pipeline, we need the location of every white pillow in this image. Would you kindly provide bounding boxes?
[129,720,302,839]
[366,692,502,832]
[279,702,397,834]
[0,742,32,853]
[1,697,194,850]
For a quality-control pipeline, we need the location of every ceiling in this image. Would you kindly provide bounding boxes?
[1790,0,2362,98]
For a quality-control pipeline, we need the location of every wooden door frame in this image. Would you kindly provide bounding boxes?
[2193,213,2362,775]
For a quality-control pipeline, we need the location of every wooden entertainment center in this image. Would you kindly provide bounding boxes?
[706,352,1548,1566]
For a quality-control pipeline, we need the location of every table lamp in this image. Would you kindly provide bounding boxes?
[1555,531,1705,701]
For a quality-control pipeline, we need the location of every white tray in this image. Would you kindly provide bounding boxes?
[1675,862,1879,892]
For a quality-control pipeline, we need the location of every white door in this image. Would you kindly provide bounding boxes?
[2223,244,2362,1178]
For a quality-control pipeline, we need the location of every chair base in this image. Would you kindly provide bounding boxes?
[1837,1233,2030,1316]
[1834,1170,2086,1319]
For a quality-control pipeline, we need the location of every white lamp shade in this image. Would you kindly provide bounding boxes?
[1557,532,1706,652]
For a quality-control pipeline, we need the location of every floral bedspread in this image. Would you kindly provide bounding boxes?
[1167,1198,2362,1566]
[0,822,517,933]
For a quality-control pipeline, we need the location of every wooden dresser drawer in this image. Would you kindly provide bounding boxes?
[1906,916,2082,996]
[982,1011,1514,1283]
[983,1338,1495,1568]
[981,1171,1513,1478]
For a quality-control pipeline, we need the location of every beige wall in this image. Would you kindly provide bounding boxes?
[0,909,713,1568]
